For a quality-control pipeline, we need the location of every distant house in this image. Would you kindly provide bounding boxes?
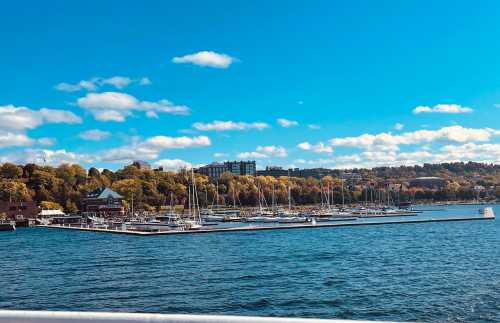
[82,187,125,217]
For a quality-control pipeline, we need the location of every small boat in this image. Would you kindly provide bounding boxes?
[276,216,309,223]
[0,221,16,231]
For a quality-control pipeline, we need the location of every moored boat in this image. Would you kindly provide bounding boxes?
[0,221,16,231]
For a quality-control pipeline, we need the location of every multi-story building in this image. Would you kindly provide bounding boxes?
[82,187,125,217]
[256,166,296,177]
[197,161,256,179]
[224,160,256,176]
[197,162,228,179]
[257,167,337,179]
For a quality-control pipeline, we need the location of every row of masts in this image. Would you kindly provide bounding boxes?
[128,177,403,217]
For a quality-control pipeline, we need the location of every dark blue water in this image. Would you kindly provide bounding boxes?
[1,205,499,322]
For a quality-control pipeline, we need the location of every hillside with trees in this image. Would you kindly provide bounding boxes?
[0,161,499,213]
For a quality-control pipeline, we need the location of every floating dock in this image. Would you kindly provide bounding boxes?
[37,208,495,236]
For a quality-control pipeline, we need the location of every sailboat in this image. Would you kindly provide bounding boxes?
[201,182,241,222]
[183,168,203,230]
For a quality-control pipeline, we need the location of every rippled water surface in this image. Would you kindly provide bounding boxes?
[1,204,499,322]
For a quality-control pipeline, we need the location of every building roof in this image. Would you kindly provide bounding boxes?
[39,209,65,216]
[86,187,124,199]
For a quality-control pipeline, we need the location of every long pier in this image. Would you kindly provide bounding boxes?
[38,209,495,236]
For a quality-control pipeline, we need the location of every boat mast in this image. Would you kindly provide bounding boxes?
[232,185,236,208]
[341,178,345,208]
[188,185,191,218]
[288,185,291,211]
[191,168,201,223]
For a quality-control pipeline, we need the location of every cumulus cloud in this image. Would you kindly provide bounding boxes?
[308,124,321,130]
[294,141,500,170]
[413,104,473,114]
[172,51,236,68]
[0,105,81,149]
[192,120,269,131]
[55,76,150,92]
[237,151,268,159]
[297,142,333,154]
[154,159,192,170]
[0,149,95,166]
[238,145,287,159]
[77,92,190,122]
[79,129,111,141]
[0,105,81,131]
[101,135,211,162]
[277,118,299,128]
[329,126,497,152]
[0,132,35,148]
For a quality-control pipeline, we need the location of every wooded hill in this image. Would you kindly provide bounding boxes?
[0,161,499,213]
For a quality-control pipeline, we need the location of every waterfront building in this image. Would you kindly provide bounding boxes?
[39,209,66,218]
[82,187,125,217]
[0,201,38,221]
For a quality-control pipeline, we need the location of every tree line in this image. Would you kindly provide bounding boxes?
[0,161,499,213]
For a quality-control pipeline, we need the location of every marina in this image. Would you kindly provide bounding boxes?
[36,207,495,236]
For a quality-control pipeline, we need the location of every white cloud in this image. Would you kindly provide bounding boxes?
[237,151,269,159]
[330,126,497,152]
[277,118,299,128]
[55,76,150,92]
[0,149,95,166]
[154,159,192,170]
[101,135,211,162]
[413,104,473,114]
[0,132,34,148]
[79,129,111,141]
[295,141,500,170]
[256,145,287,157]
[238,145,287,159]
[77,92,190,122]
[100,76,132,89]
[213,152,228,158]
[308,124,321,130]
[172,51,236,68]
[0,105,82,131]
[297,142,333,154]
[394,123,404,130]
[192,120,269,131]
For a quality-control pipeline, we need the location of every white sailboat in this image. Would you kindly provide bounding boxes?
[183,168,203,230]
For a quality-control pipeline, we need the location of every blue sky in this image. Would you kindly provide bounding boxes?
[2,0,500,170]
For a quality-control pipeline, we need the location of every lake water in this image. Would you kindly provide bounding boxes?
[0,204,499,322]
